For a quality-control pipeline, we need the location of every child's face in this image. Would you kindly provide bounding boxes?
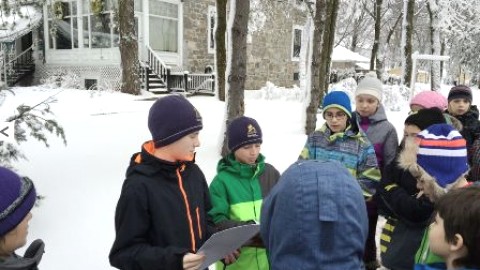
[234,143,261,165]
[409,104,425,113]
[355,94,379,117]
[166,131,200,162]
[428,213,450,259]
[324,108,348,133]
[448,98,470,116]
[1,212,32,255]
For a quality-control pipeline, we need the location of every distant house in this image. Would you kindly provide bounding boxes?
[17,0,308,91]
[0,1,42,86]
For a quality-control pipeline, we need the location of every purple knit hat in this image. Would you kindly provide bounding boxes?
[448,85,472,103]
[227,116,263,152]
[148,95,203,147]
[0,167,36,236]
[410,91,447,111]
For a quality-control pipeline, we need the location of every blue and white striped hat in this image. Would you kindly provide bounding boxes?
[416,124,468,187]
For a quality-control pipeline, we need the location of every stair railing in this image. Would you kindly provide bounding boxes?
[3,46,34,86]
[146,45,170,91]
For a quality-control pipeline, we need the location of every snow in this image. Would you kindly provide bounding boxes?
[332,46,370,63]
[2,82,477,269]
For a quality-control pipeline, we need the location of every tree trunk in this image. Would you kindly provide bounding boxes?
[118,0,140,95]
[215,0,227,101]
[371,0,383,74]
[403,0,414,88]
[305,0,327,135]
[427,0,441,90]
[222,0,250,156]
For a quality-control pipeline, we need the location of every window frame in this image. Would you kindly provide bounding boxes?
[291,25,302,61]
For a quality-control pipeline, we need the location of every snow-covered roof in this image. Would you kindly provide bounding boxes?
[332,46,370,63]
[0,5,42,43]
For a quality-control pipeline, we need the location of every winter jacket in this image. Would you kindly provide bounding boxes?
[445,105,480,151]
[299,122,381,197]
[109,141,215,270]
[260,160,368,270]
[354,105,399,173]
[209,153,280,270]
[0,239,44,270]
[414,182,480,266]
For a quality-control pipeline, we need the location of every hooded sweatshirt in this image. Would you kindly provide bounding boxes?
[260,160,368,270]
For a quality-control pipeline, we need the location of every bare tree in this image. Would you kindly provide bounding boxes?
[402,0,414,88]
[371,0,383,75]
[215,0,227,101]
[118,0,140,94]
[305,0,340,134]
[222,0,250,156]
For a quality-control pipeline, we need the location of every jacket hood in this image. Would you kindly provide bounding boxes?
[355,104,388,124]
[260,160,368,269]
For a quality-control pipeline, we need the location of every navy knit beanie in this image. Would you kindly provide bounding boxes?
[227,116,263,152]
[322,91,352,118]
[404,107,446,131]
[0,167,36,236]
[148,95,203,148]
[448,85,472,103]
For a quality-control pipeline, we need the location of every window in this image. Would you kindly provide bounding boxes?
[208,6,216,54]
[47,0,119,50]
[84,0,119,49]
[292,26,302,60]
[48,1,78,49]
[149,0,178,52]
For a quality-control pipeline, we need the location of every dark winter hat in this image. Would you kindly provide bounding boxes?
[322,91,352,118]
[148,95,203,148]
[227,116,263,152]
[356,71,383,101]
[448,85,472,103]
[404,107,446,131]
[0,167,36,236]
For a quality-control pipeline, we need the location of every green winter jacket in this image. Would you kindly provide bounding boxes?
[415,229,444,265]
[209,153,280,270]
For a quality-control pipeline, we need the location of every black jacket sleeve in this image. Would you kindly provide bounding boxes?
[377,161,434,225]
[109,184,188,270]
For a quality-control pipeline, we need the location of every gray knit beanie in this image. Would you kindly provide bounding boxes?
[355,71,383,102]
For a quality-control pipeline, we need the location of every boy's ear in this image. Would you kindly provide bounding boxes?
[449,233,465,252]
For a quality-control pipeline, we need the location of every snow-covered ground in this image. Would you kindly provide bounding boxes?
[1,82,476,269]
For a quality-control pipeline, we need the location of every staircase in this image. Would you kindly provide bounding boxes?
[1,46,35,86]
[140,46,215,96]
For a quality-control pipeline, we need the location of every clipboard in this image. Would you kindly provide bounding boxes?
[197,224,260,269]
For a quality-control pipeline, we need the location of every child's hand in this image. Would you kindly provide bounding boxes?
[183,252,205,270]
[223,249,241,265]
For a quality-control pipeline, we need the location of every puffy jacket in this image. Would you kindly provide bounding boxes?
[109,141,215,270]
[209,153,280,270]
[0,239,44,270]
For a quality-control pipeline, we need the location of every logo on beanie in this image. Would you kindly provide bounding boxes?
[247,124,258,138]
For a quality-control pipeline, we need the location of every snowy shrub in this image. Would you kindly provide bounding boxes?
[247,81,303,101]
[41,70,81,89]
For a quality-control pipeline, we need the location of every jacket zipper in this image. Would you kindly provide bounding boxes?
[176,168,196,252]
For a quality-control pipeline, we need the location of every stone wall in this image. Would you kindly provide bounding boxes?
[183,1,216,73]
[245,4,307,90]
[182,1,307,90]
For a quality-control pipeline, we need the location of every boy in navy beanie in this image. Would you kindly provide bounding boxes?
[0,166,44,269]
[209,116,280,270]
[110,94,215,270]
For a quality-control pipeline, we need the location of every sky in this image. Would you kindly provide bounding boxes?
[2,81,476,269]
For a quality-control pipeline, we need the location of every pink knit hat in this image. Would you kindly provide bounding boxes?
[410,91,447,111]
